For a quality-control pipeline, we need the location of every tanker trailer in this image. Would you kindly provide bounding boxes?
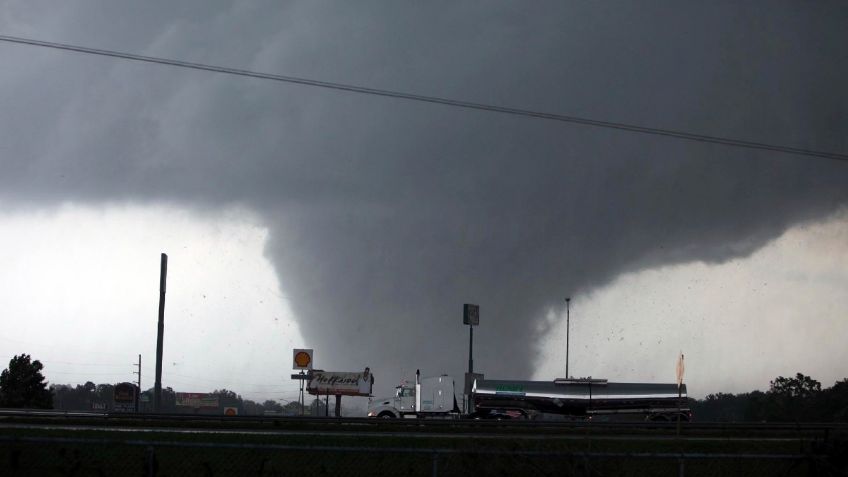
[471,378,689,421]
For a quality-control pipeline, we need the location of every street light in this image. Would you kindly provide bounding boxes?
[565,297,571,379]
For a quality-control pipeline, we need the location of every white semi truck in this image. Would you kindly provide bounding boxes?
[367,372,461,419]
[367,371,689,421]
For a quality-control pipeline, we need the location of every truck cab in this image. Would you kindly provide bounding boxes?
[367,384,414,418]
[367,375,459,418]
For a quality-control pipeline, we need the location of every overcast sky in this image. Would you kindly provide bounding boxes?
[1,1,847,403]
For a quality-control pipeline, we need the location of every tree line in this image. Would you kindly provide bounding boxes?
[2,353,846,421]
[689,373,848,422]
[50,382,320,416]
[0,354,324,416]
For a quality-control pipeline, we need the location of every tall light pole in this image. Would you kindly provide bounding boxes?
[565,297,571,379]
[463,304,480,414]
[154,253,167,412]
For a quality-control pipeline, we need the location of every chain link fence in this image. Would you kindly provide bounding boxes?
[0,435,842,476]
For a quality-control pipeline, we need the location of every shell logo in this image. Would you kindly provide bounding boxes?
[294,351,311,367]
[224,407,238,416]
[293,348,313,370]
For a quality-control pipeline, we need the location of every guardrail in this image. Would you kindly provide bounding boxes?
[1,408,846,433]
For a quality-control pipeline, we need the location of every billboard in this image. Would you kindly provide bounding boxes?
[307,368,374,397]
[175,393,220,409]
[114,382,137,403]
[463,304,479,326]
[113,382,137,412]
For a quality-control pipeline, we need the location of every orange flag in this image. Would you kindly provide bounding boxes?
[676,352,685,389]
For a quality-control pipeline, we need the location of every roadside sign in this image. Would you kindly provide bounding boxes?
[293,348,313,370]
[175,393,219,409]
[307,369,374,397]
[114,382,137,403]
[224,407,238,416]
[113,403,134,413]
[463,304,479,326]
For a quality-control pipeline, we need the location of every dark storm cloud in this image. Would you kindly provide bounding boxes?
[1,2,846,385]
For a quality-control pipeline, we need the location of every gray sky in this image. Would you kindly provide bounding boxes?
[1,1,847,402]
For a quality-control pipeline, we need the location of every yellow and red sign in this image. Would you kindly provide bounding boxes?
[293,348,313,370]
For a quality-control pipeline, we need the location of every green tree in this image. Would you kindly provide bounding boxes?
[307,397,328,416]
[241,399,261,415]
[769,373,822,398]
[95,383,115,404]
[262,399,283,413]
[692,393,750,421]
[0,354,53,409]
[138,386,176,413]
[821,379,848,422]
[280,400,305,416]
[766,373,822,421]
[211,388,243,411]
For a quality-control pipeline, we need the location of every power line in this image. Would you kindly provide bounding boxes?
[41,360,131,368]
[1,34,846,163]
[48,370,132,376]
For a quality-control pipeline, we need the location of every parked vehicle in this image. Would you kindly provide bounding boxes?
[472,377,689,421]
[367,371,689,421]
[367,372,460,418]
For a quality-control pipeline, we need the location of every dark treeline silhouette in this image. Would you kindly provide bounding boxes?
[690,373,848,422]
[50,383,319,416]
[49,381,345,416]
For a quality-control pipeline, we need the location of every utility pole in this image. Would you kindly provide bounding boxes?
[154,253,167,412]
[298,370,305,416]
[565,297,571,379]
[463,304,479,414]
[133,354,141,413]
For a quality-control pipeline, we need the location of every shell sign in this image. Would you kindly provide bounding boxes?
[293,348,313,370]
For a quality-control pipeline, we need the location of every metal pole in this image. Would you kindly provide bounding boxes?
[565,297,570,378]
[468,325,474,374]
[299,371,305,416]
[134,354,141,413]
[154,253,167,412]
[677,385,682,437]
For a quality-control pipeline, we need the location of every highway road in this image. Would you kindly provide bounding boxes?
[1,409,843,443]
